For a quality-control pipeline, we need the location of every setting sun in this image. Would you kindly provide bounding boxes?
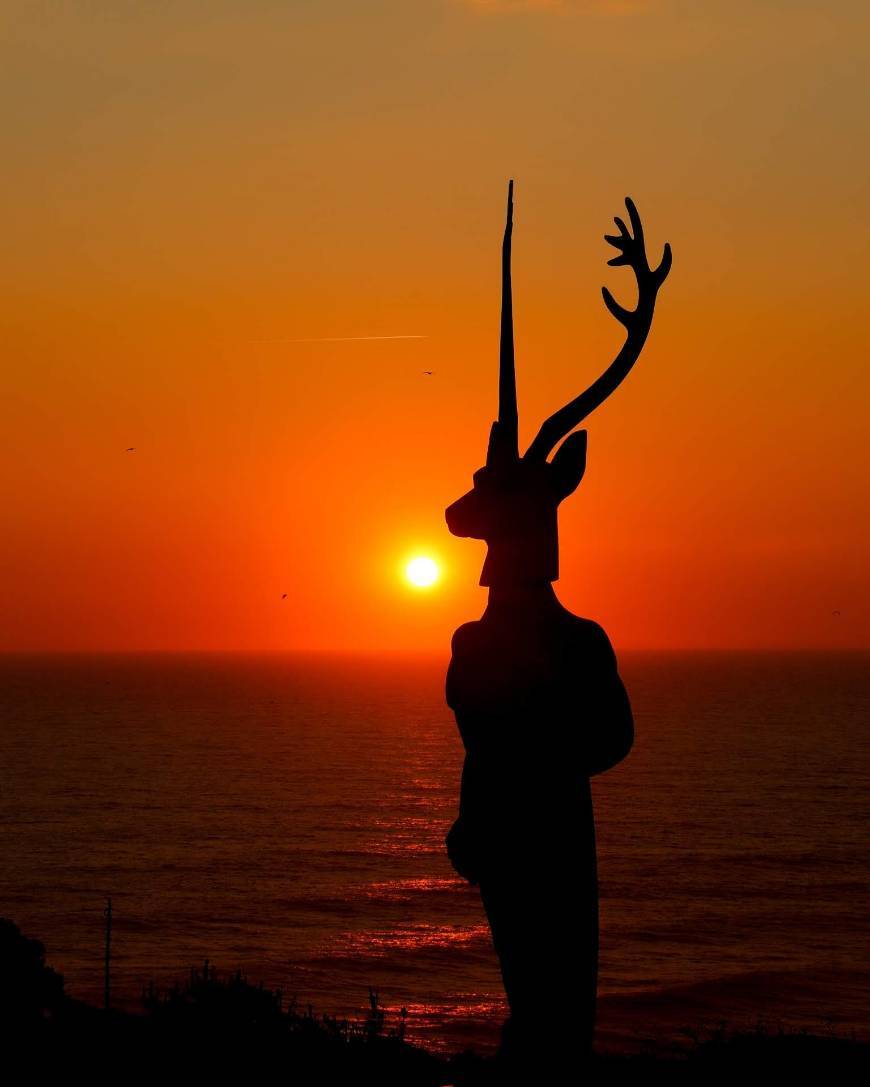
[405,556,440,589]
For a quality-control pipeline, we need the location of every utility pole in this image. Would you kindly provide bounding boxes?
[104,896,112,1012]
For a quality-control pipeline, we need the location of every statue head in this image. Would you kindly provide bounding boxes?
[446,182,671,586]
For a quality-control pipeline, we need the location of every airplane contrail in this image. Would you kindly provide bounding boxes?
[291,334,428,343]
[255,334,427,344]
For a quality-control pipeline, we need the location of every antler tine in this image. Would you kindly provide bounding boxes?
[525,197,671,463]
[653,241,673,286]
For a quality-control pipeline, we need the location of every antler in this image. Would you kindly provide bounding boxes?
[499,180,517,446]
[487,180,519,468]
[524,197,671,463]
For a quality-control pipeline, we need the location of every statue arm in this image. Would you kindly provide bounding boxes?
[583,625,635,776]
[446,750,485,885]
[446,627,486,884]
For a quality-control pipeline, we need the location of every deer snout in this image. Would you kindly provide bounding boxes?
[445,490,484,539]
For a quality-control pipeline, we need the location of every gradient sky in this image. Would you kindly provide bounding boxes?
[2,1,868,651]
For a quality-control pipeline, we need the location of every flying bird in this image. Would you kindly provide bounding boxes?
[423,371,433,376]
[125,447,136,452]
[281,594,288,600]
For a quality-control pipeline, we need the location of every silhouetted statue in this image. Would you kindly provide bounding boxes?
[445,182,671,1076]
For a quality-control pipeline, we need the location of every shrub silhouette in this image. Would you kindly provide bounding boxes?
[0,917,66,1027]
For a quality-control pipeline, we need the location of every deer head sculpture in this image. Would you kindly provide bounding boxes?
[445,181,672,585]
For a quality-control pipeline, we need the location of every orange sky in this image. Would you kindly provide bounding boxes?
[2,1,868,651]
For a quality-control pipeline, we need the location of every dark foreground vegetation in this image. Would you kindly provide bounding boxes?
[2,917,867,1084]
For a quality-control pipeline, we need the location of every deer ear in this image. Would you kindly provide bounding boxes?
[550,430,588,500]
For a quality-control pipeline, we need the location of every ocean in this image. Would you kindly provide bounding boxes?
[1,651,868,1051]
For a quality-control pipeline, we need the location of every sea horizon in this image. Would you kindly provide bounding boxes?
[3,647,868,656]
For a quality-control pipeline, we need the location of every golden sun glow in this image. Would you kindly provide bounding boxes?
[404,556,440,589]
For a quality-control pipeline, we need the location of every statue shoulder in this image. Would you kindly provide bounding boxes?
[450,620,485,658]
[559,612,618,666]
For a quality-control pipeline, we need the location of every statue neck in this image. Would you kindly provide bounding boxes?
[484,580,563,618]
[478,518,559,588]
